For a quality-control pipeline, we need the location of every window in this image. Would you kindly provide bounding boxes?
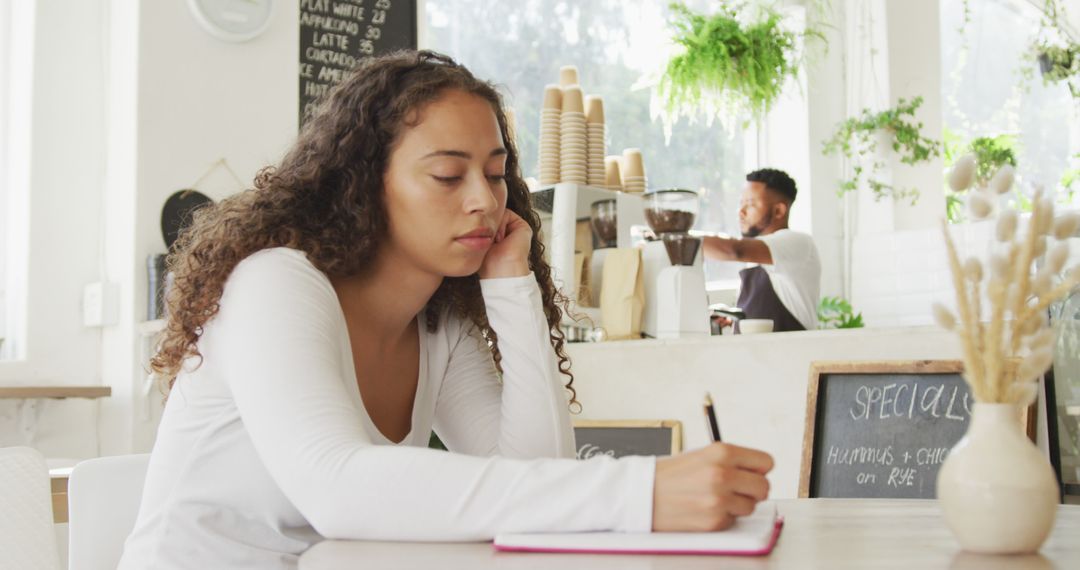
[940,0,1079,210]
[0,0,33,360]
[0,0,11,357]
[423,0,746,279]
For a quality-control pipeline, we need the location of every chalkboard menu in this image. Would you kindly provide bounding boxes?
[574,421,682,460]
[299,0,418,124]
[799,360,1034,499]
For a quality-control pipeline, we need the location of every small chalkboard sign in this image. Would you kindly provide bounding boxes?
[799,360,1035,499]
[299,0,418,124]
[574,420,682,460]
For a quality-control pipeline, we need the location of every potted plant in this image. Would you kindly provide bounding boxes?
[1030,0,1080,97]
[653,2,819,130]
[817,296,864,329]
[934,166,1080,553]
[821,97,941,203]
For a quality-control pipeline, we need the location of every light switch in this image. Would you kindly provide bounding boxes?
[83,282,119,327]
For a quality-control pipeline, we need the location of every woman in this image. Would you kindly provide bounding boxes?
[118,51,773,569]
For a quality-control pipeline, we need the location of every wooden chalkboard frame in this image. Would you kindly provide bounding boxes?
[798,360,1036,498]
[573,420,683,456]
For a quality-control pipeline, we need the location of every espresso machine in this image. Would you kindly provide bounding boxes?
[642,189,710,339]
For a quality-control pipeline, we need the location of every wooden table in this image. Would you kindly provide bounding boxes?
[0,385,110,522]
[299,499,1080,569]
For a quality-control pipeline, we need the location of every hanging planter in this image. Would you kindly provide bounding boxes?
[1037,51,1054,75]
[1036,43,1077,79]
[652,2,819,133]
[821,97,941,203]
[1029,1,1080,97]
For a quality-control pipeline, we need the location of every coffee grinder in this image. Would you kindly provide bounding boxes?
[644,189,710,339]
[586,199,618,307]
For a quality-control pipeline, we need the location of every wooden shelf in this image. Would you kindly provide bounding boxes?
[0,386,111,399]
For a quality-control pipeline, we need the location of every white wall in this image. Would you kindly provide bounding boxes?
[99,0,300,455]
[852,216,1080,328]
[0,0,109,460]
[0,0,300,458]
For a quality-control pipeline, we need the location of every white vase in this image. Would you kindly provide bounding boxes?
[937,403,1058,553]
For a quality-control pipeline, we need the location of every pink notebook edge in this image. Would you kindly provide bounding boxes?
[492,516,785,556]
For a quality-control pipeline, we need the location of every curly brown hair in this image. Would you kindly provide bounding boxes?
[151,50,578,409]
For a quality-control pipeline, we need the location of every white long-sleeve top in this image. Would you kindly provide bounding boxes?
[117,248,655,570]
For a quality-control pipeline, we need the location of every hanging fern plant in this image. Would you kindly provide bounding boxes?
[653,2,806,132]
[821,97,941,203]
[1030,0,1080,98]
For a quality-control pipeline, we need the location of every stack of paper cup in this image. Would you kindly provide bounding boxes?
[538,85,562,185]
[621,148,646,193]
[559,65,579,87]
[560,85,587,185]
[585,96,607,187]
[604,156,623,191]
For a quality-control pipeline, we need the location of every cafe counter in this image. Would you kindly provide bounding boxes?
[565,325,979,498]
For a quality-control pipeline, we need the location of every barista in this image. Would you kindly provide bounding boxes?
[703,169,821,332]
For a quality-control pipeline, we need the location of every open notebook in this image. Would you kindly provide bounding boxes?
[493,501,782,556]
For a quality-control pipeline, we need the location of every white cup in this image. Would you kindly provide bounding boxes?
[739,319,774,334]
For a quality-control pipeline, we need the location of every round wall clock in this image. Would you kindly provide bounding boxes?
[186,0,275,43]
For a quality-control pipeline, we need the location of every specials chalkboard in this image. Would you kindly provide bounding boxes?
[299,0,418,124]
[574,421,683,460]
[798,360,1035,499]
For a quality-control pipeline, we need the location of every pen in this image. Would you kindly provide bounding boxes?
[704,392,722,443]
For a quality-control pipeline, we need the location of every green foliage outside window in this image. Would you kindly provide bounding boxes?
[822,97,941,204]
[818,297,864,329]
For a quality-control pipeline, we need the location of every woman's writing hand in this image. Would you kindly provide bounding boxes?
[478,209,532,279]
[652,443,774,531]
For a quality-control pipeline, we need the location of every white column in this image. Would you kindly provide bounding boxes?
[98,0,141,455]
[804,0,848,299]
[886,0,945,231]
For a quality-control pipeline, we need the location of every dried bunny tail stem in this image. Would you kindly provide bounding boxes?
[1016,267,1080,326]
[941,220,986,400]
[1054,212,1080,240]
[969,192,993,220]
[1005,382,1039,407]
[1027,328,1055,353]
[984,280,1009,402]
[972,292,985,360]
[968,263,985,358]
[996,209,1018,242]
[932,302,957,330]
[1017,347,1054,384]
[1048,242,1069,273]
[1007,190,1044,364]
[963,257,984,282]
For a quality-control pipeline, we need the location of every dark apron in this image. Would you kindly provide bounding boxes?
[735,265,806,333]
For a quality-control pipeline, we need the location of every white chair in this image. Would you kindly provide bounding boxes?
[0,446,62,570]
[67,454,150,570]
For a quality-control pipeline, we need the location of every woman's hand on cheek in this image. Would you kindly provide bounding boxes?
[478,209,532,279]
